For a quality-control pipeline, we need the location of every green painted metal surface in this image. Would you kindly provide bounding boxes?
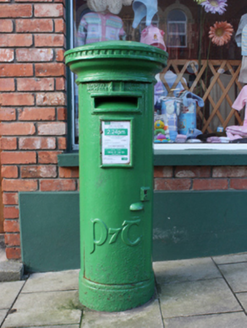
[65,41,167,312]
[58,153,79,167]
[19,191,247,272]
[19,192,80,273]
[153,190,247,261]
[58,150,247,168]
[154,149,247,166]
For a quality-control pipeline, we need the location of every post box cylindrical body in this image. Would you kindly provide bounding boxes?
[65,41,167,312]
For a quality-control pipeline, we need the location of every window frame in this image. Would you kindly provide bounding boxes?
[65,0,247,153]
[167,9,187,48]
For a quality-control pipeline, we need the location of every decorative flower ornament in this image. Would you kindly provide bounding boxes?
[201,0,227,15]
[209,21,233,46]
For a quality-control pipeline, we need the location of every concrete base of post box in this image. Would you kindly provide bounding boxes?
[79,270,155,312]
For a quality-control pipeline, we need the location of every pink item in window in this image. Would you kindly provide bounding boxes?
[140,25,166,50]
[226,85,247,140]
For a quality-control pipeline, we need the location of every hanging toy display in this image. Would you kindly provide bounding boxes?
[235,14,247,83]
[140,25,166,50]
[235,14,247,47]
[87,0,133,15]
[132,0,158,28]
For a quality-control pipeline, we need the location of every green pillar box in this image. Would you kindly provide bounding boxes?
[65,41,167,312]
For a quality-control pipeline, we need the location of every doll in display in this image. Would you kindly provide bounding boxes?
[77,12,126,46]
[77,0,134,46]
[229,15,247,142]
[226,85,247,141]
[235,14,247,84]
[87,0,133,15]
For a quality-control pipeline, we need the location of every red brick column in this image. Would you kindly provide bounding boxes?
[0,0,79,259]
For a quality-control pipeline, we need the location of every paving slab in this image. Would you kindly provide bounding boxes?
[0,246,6,262]
[0,309,8,326]
[80,299,163,328]
[0,281,25,309]
[158,278,241,318]
[219,262,247,293]
[0,261,23,282]
[2,290,82,328]
[22,269,80,293]
[153,258,220,285]
[213,253,247,265]
[164,312,247,328]
[7,326,79,328]
[235,293,247,312]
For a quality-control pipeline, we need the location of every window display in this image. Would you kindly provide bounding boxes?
[71,0,246,148]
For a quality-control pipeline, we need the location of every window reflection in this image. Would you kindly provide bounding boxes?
[71,0,246,147]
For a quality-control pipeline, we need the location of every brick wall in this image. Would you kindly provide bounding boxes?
[0,0,80,260]
[154,166,247,191]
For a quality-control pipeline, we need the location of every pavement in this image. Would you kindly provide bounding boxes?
[0,234,23,283]
[1,244,247,327]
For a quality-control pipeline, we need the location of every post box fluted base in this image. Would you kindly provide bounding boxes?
[79,270,155,312]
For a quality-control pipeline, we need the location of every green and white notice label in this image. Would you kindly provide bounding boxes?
[102,121,130,165]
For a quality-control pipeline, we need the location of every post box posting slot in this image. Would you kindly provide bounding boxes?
[92,92,142,113]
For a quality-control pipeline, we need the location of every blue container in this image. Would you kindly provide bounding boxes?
[178,102,197,135]
[177,91,204,135]
[161,97,181,141]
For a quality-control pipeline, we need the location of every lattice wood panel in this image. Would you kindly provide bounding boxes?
[160,60,242,133]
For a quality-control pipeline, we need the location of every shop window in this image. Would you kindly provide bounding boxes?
[68,0,246,150]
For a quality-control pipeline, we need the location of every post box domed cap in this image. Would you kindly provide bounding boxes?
[64,41,168,83]
[64,40,167,66]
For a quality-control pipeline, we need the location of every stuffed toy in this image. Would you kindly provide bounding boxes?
[226,85,247,140]
[140,25,166,50]
[236,14,247,83]
[87,0,133,15]
[153,117,170,143]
